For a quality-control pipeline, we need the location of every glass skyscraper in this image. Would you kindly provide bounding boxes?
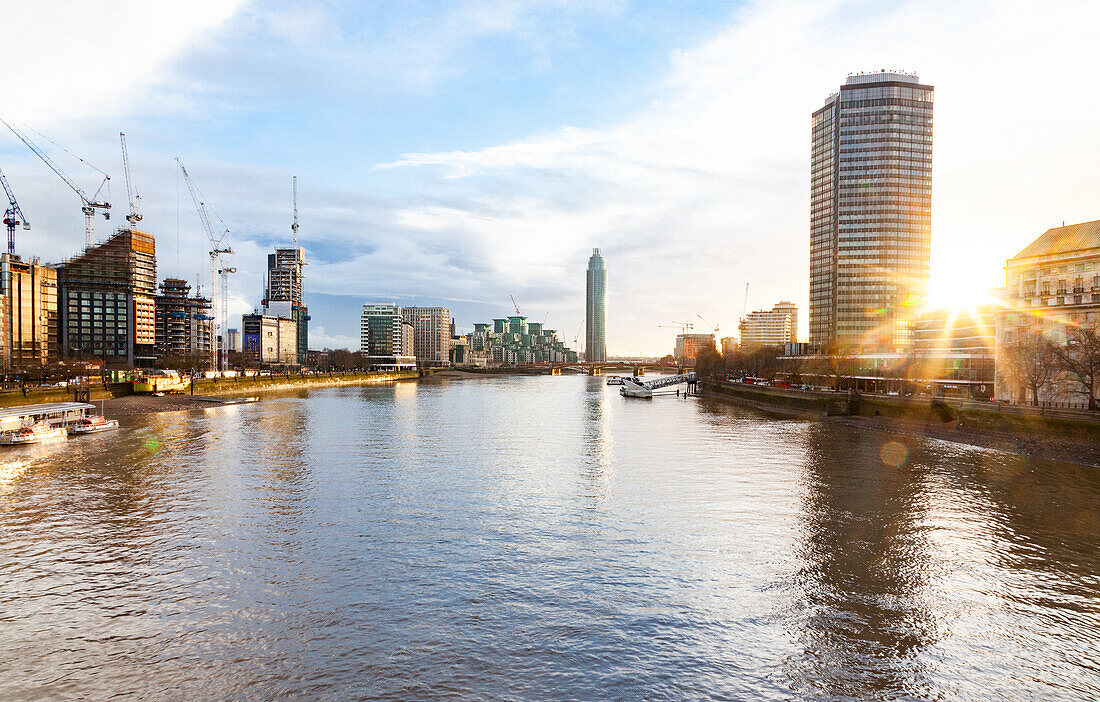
[585,248,607,362]
[810,71,933,352]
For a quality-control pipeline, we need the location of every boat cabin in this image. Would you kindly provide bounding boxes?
[0,403,96,432]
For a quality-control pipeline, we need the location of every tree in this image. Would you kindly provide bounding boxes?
[1053,326,1100,410]
[694,346,723,379]
[822,341,857,391]
[1003,334,1058,406]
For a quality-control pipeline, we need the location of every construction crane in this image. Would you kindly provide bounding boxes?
[741,282,750,320]
[0,166,30,255]
[696,314,719,336]
[175,157,232,371]
[1,117,110,249]
[659,321,695,334]
[219,266,237,370]
[510,294,521,316]
[119,132,141,225]
[291,175,298,247]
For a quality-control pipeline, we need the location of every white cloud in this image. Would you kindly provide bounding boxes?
[377,0,1100,354]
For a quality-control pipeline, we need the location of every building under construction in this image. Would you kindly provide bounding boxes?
[262,246,308,365]
[154,278,213,369]
[0,253,58,368]
[58,228,156,366]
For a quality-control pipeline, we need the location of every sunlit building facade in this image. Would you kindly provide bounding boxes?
[0,253,58,368]
[996,219,1100,404]
[674,333,715,366]
[738,301,798,349]
[810,71,933,353]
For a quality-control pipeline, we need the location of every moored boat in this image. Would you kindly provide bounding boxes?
[0,422,67,446]
[67,416,120,435]
[606,376,624,385]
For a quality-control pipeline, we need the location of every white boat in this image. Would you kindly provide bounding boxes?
[67,416,120,435]
[606,376,624,385]
[1,422,67,446]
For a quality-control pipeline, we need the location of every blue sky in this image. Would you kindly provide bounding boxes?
[3,1,1100,353]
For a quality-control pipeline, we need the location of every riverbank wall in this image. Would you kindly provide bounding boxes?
[0,371,419,409]
[701,379,1100,439]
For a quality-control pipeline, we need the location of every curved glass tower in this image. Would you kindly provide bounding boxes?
[585,248,607,362]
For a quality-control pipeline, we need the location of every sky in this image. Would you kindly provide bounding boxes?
[1,0,1099,355]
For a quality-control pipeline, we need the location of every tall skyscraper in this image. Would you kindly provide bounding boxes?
[585,248,606,362]
[810,71,933,353]
[401,306,451,367]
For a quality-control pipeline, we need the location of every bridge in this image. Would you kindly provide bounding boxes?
[620,372,696,398]
[527,361,684,376]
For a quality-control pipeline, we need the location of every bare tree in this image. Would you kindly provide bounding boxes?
[823,341,857,391]
[1054,326,1100,410]
[1003,334,1059,406]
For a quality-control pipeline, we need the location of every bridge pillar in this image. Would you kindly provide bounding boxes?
[635,367,645,376]
[591,366,602,376]
[551,367,561,376]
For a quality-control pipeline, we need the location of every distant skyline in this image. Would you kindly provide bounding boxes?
[2,1,1099,355]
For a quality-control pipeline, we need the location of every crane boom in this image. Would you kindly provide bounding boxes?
[0,166,30,255]
[1,117,110,249]
[510,294,521,316]
[176,157,232,371]
[120,132,141,224]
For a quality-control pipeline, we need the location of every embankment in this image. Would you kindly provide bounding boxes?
[0,371,419,410]
[701,379,1100,466]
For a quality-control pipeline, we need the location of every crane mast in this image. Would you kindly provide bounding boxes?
[0,166,30,255]
[119,132,141,225]
[176,157,232,371]
[291,175,298,248]
[1,117,110,249]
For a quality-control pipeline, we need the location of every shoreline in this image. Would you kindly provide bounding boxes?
[699,385,1100,467]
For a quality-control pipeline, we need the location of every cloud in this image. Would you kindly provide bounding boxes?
[374,0,1100,353]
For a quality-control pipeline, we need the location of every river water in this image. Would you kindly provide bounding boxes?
[1,375,1098,700]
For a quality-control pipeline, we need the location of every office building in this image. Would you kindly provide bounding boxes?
[585,248,607,362]
[154,278,214,367]
[241,311,298,366]
[262,246,308,365]
[738,301,798,349]
[0,253,58,368]
[226,328,240,353]
[361,303,416,370]
[720,336,737,357]
[58,228,156,365]
[810,71,933,353]
[402,306,451,367]
[996,219,1100,404]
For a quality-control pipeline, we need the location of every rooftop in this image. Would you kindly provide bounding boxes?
[1011,219,1100,260]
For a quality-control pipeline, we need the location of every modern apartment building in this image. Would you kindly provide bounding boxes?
[262,246,308,364]
[0,253,58,368]
[810,71,933,353]
[996,219,1100,404]
[402,306,451,367]
[738,301,798,349]
[465,316,578,366]
[674,333,715,366]
[58,228,157,365]
[585,248,607,362]
[361,303,416,370]
[154,278,213,367]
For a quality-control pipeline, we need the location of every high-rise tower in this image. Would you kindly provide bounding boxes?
[585,248,607,362]
[810,71,933,352]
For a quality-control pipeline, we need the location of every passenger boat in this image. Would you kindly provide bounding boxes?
[606,376,624,385]
[0,422,67,446]
[67,415,120,435]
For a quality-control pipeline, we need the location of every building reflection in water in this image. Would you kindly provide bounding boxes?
[784,424,938,699]
[578,377,613,506]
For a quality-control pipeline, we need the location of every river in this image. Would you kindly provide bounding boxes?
[1,375,1098,699]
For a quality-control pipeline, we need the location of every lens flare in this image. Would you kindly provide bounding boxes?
[879,440,908,467]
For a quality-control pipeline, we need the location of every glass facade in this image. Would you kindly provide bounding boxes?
[585,248,607,362]
[810,73,933,352]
